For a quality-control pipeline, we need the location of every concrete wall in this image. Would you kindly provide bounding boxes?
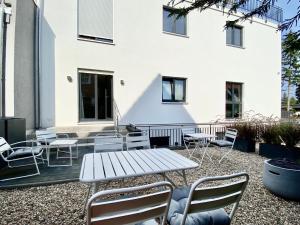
[5,0,36,130]
[39,0,282,127]
[13,0,36,130]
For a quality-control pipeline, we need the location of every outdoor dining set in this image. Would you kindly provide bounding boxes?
[0,127,248,225]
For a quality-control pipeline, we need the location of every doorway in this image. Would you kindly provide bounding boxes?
[79,72,113,121]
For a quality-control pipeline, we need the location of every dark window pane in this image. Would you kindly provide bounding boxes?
[80,74,95,119]
[233,84,241,102]
[226,27,232,45]
[163,8,173,33]
[226,104,233,118]
[233,27,242,46]
[226,26,242,47]
[226,83,232,102]
[233,104,241,118]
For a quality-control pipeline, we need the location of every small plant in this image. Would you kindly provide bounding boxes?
[279,123,300,148]
[261,124,281,145]
[229,122,257,141]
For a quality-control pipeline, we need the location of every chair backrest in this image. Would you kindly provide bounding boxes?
[181,127,197,136]
[224,128,238,144]
[181,172,249,225]
[87,181,173,225]
[0,137,11,157]
[94,134,124,152]
[95,130,118,137]
[36,129,56,141]
[126,131,150,150]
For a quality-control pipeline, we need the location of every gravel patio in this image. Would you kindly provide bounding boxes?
[0,148,299,225]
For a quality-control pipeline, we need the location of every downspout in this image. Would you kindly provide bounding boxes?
[0,1,11,117]
[34,0,42,128]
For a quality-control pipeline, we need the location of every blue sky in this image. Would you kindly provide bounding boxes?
[276,0,299,32]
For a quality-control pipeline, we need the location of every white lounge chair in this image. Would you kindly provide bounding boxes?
[94,134,124,153]
[168,172,249,225]
[87,181,173,225]
[126,131,151,150]
[209,128,238,163]
[0,137,45,181]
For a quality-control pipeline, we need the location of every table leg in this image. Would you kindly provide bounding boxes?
[182,170,187,185]
[69,145,72,166]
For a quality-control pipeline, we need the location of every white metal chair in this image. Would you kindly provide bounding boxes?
[126,131,151,150]
[94,134,124,153]
[168,172,249,225]
[0,137,45,181]
[210,128,238,163]
[181,127,204,156]
[87,181,173,225]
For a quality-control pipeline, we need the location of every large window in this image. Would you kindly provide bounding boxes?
[226,82,242,118]
[79,72,113,121]
[78,0,113,43]
[163,7,187,36]
[226,25,243,47]
[162,77,186,102]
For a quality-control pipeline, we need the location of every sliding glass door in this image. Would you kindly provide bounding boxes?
[79,72,113,121]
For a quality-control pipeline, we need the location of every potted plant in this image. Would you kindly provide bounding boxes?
[259,123,300,160]
[230,122,257,152]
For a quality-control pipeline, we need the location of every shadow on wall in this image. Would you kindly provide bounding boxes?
[120,74,196,125]
[40,0,55,128]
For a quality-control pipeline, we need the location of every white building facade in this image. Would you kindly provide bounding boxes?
[36,0,282,129]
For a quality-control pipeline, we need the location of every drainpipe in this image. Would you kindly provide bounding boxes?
[34,0,40,128]
[0,0,11,117]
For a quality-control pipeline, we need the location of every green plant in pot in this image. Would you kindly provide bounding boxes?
[279,123,300,149]
[261,124,281,145]
[230,122,257,152]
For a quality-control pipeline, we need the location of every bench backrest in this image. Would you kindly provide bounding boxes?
[94,134,124,152]
[126,131,150,150]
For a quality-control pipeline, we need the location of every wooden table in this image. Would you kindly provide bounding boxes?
[80,148,198,187]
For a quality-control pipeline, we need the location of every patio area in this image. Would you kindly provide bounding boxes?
[0,147,299,225]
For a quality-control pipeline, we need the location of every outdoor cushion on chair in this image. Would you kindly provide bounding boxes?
[167,187,231,225]
[7,146,44,160]
[210,140,233,147]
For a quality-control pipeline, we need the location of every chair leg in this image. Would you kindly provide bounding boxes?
[219,147,233,163]
[0,157,40,182]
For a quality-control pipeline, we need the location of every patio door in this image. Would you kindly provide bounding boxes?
[79,72,113,121]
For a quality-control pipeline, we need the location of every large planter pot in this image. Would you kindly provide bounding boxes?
[233,138,255,152]
[263,159,300,201]
[259,143,300,160]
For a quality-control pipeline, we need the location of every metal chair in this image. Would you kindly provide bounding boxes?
[169,172,249,225]
[94,134,124,153]
[0,137,45,181]
[209,128,238,163]
[181,127,204,156]
[87,181,173,225]
[126,131,150,150]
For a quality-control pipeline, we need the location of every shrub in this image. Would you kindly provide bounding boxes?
[279,123,300,148]
[229,123,257,141]
[261,124,281,145]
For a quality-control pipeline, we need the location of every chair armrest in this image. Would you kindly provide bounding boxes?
[10,140,41,147]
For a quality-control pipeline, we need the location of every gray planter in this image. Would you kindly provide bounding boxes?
[263,159,300,201]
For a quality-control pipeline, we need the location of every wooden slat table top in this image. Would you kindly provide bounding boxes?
[79,148,198,183]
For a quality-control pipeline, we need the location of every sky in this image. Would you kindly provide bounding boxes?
[276,0,299,32]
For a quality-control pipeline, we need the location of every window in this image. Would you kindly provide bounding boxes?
[226,82,242,118]
[78,0,113,43]
[79,72,113,121]
[226,25,243,47]
[162,77,186,102]
[163,7,187,36]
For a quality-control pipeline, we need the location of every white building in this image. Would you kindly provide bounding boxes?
[4,0,282,132]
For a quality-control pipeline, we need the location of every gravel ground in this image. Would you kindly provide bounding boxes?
[0,148,299,225]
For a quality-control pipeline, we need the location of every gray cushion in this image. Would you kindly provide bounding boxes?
[210,140,233,147]
[168,187,231,225]
[7,146,43,159]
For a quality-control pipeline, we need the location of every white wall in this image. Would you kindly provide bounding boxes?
[39,0,281,127]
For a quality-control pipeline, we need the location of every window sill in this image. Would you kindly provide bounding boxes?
[162,101,188,105]
[77,37,115,46]
[78,120,114,125]
[163,31,189,38]
[226,44,245,49]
